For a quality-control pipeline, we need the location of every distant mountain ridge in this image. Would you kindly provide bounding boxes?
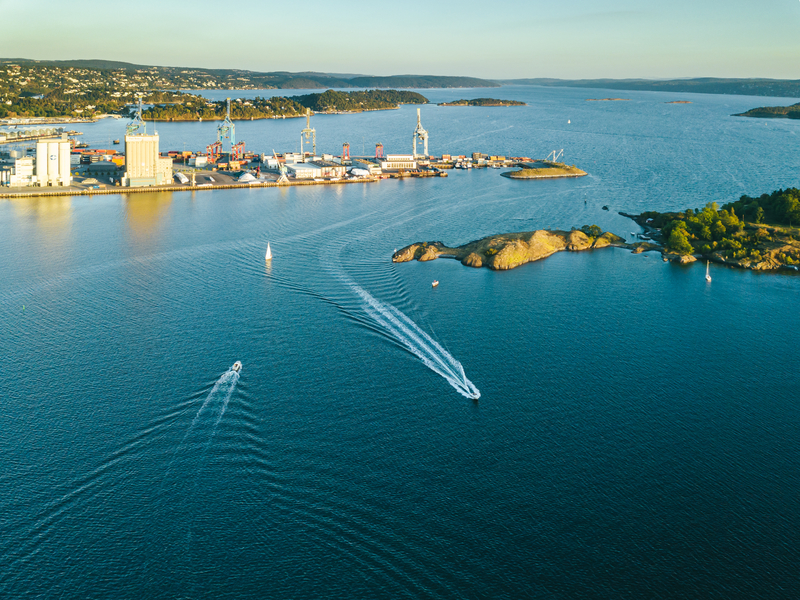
[502,78,800,98]
[0,58,497,89]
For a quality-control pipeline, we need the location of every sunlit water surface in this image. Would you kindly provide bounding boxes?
[2,86,800,599]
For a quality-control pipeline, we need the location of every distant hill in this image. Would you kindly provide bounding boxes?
[348,75,497,89]
[0,59,497,90]
[502,78,800,98]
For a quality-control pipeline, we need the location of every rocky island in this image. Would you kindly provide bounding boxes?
[437,98,526,107]
[502,161,587,180]
[392,226,625,271]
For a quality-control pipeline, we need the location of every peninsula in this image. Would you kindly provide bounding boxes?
[437,98,526,107]
[623,188,800,271]
[502,161,587,179]
[392,226,625,271]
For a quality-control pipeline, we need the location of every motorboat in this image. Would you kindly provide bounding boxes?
[432,280,439,288]
[705,261,712,282]
[232,361,242,372]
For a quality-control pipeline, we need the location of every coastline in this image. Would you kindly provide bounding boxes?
[620,211,800,273]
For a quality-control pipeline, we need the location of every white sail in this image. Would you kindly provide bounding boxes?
[265,242,272,261]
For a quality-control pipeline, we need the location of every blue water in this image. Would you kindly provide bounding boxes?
[2,86,800,598]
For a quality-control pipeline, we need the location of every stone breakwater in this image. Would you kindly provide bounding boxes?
[392,229,626,271]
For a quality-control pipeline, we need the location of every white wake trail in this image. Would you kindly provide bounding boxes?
[352,282,480,399]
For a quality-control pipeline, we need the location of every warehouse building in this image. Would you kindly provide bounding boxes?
[122,133,173,187]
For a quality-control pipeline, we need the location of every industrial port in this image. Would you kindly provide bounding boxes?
[1,98,543,198]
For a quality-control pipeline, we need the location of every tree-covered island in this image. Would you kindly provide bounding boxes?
[626,188,800,270]
[733,102,800,119]
[139,89,428,121]
[437,98,526,106]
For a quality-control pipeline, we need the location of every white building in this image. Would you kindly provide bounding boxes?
[9,156,35,187]
[308,160,347,178]
[35,138,71,186]
[122,133,173,187]
[285,163,322,179]
[379,154,417,170]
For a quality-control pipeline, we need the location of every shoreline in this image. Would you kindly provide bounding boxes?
[620,211,800,273]
[0,176,379,200]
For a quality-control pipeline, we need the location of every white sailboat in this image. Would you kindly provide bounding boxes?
[265,242,272,261]
[705,260,711,282]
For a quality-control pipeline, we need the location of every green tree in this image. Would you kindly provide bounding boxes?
[667,225,694,255]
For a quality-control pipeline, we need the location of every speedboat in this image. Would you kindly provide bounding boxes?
[232,361,242,372]
[432,280,439,288]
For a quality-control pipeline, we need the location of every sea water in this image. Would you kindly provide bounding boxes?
[1,86,800,598]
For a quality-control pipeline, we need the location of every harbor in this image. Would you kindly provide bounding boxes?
[1,99,557,198]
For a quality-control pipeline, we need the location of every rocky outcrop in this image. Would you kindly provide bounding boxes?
[461,252,483,268]
[392,229,626,271]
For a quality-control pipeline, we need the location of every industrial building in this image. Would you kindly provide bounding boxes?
[121,99,172,187]
[35,138,71,186]
[379,154,417,171]
[122,134,172,186]
[3,156,34,187]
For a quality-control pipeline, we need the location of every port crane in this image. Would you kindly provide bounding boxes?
[217,98,236,152]
[375,143,384,159]
[412,108,429,158]
[546,149,564,162]
[342,142,350,161]
[300,109,316,158]
[126,96,146,136]
[273,150,289,183]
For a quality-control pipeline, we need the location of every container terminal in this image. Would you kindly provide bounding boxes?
[1,100,543,198]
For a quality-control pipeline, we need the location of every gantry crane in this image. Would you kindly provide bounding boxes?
[126,95,146,136]
[300,109,316,158]
[412,108,428,158]
[216,97,236,151]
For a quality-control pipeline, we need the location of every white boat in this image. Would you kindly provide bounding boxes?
[432,280,439,288]
[568,119,571,124]
[705,261,712,282]
[232,361,242,372]
[265,242,272,261]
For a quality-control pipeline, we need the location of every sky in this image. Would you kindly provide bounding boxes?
[2,0,799,79]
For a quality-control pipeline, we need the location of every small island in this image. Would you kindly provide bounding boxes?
[502,161,587,180]
[437,98,526,107]
[586,98,630,101]
[666,101,692,104]
[392,226,625,271]
[733,102,800,119]
[623,188,800,270]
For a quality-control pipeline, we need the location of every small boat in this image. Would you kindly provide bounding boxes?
[232,361,242,372]
[705,260,712,282]
[432,280,439,288]
[568,119,571,124]
[113,139,120,145]
[265,242,272,261]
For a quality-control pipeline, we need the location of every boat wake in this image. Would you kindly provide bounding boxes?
[191,368,240,438]
[350,282,480,400]
[160,367,240,489]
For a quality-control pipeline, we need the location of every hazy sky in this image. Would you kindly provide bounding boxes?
[2,0,799,79]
